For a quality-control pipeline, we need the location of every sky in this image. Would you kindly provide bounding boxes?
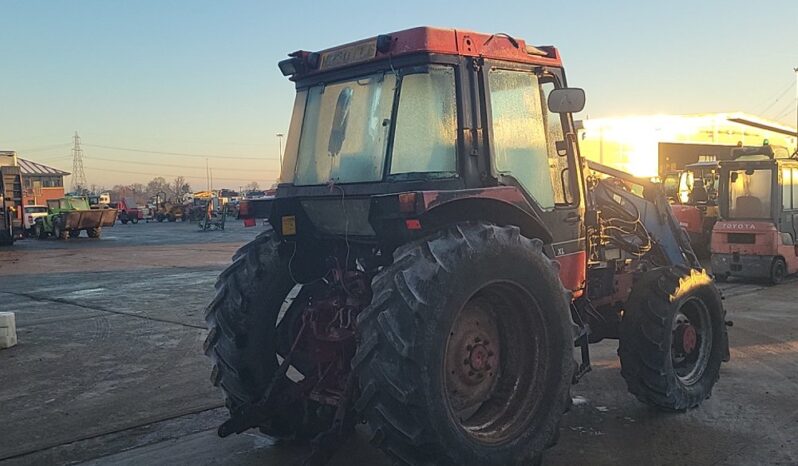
[1,0,797,190]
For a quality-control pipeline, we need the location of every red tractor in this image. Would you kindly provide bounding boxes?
[668,159,720,255]
[207,27,729,465]
[711,145,798,284]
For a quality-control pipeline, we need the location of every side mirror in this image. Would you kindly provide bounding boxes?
[548,88,586,114]
[730,172,739,183]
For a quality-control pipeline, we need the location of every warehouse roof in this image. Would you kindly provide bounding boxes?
[18,158,71,176]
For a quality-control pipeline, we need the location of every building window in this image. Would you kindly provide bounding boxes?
[40,176,63,188]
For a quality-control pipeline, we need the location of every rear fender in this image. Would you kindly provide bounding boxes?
[369,186,553,245]
[420,197,552,244]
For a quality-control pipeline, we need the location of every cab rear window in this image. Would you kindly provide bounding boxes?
[25,206,47,214]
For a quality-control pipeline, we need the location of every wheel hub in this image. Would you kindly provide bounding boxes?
[676,323,698,354]
[468,343,491,372]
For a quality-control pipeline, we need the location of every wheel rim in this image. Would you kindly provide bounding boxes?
[671,297,713,386]
[443,282,546,445]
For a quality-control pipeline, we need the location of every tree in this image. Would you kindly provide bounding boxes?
[146,177,170,200]
[244,181,260,192]
[171,176,191,200]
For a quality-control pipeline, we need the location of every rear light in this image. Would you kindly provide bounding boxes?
[405,219,422,230]
[398,192,417,214]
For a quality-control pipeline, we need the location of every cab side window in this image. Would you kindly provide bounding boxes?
[488,69,557,210]
[540,81,573,205]
[793,168,798,209]
[783,168,793,210]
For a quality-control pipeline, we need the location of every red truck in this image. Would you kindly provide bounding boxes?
[111,197,142,224]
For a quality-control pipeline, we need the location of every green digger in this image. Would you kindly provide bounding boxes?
[33,196,118,239]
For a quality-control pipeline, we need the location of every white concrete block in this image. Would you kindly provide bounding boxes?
[0,312,15,331]
[0,312,17,348]
[0,333,17,349]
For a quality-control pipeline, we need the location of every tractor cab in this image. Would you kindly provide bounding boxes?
[243,27,588,289]
[711,144,798,283]
[677,159,720,205]
[669,158,720,254]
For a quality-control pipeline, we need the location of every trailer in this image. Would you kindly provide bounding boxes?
[34,196,118,239]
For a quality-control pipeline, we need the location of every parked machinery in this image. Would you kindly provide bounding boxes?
[34,196,117,239]
[154,191,188,222]
[711,144,798,284]
[666,159,720,255]
[206,27,730,465]
[0,162,23,246]
[115,197,142,224]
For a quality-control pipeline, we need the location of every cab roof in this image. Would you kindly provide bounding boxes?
[284,26,563,79]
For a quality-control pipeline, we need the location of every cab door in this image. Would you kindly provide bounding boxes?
[482,64,584,292]
[781,166,798,244]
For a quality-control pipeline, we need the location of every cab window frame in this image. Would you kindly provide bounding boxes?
[481,60,581,211]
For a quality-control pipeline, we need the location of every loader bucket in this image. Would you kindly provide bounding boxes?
[62,209,118,230]
[100,209,119,227]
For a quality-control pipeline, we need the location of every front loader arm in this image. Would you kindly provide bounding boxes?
[586,160,700,269]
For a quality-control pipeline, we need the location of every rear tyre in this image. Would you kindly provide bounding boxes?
[770,258,786,285]
[131,217,139,224]
[353,223,574,465]
[619,268,727,411]
[88,228,102,239]
[204,226,330,440]
[69,230,81,238]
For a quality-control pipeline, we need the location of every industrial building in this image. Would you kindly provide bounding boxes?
[18,158,70,205]
[577,113,798,177]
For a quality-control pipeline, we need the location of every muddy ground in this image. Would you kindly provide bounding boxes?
[0,220,796,465]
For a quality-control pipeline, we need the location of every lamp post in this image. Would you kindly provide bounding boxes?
[276,133,285,166]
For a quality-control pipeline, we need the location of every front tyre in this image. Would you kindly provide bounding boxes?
[33,222,45,239]
[54,223,69,240]
[619,268,727,411]
[353,223,574,465]
[770,258,786,285]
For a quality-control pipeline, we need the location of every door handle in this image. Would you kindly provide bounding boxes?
[564,212,580,224]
